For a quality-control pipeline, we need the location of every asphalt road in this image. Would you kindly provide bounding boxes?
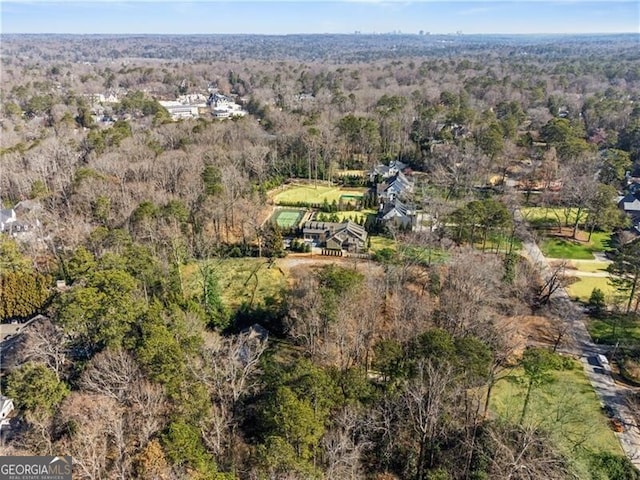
[519,231,640,467]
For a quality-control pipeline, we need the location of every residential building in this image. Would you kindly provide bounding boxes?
[618,192,640,234]
[0,208,16,233]
[302,220,368,253]
[380,198,416,229]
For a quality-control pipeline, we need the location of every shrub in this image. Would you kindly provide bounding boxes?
[588,287,606,314]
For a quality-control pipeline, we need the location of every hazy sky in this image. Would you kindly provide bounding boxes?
[2,1,639,35]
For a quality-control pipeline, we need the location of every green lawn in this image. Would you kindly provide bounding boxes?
[334,169,368,177]
[588,231,613,252]
[490,361,622,478]
[587,314,640,346]
[565,276,617,303]
[564,261,610,273]
[369,236,397,252]
[273,185,369,206]
[369,236,447,264]
[540,232,612,260]
[521,207,582,228]
[334,209,377,223]
[182,258,288,311]
[523,206,613,260]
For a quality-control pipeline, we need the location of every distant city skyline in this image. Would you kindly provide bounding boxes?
[1,1,638,35]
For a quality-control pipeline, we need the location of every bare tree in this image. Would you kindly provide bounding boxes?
[322,407,369,480]
[403,359,456,479]
[21,318,68,380]
[483,422,570,480]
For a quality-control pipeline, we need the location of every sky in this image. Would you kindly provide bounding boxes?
[1,1,638,35]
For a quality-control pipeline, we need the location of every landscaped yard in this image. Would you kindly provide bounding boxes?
[565,276,617,303]
[564,260,611,273]
[587,314,640,346]
[334,169,368,177]
[334,209,377,223]
[541,238,599,259]
[521,207,582,229]
[369,235,397,252]
[490,360,622,477]
[523,206,613,260]
[540,231,612,260]
[273,185,368,206]
[181,258,288,311]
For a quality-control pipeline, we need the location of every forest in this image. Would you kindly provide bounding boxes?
[1,33,640,479]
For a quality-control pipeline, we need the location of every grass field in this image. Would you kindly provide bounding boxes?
[369,236,397,252]
[182,258,288,311]
[271,208,306,228]
[521,207,582,228]
[540,231,612,260]
[564,260,611,273]
[273,185,368,206]
[334,169,368,177]
[523,206,613,260]
[565,276,616,302]
[490,360,621,477]
[541,238,598,259]
[588,315,640,345]
[334,209,377,223]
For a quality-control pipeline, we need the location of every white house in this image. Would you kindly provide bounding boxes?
[0,209,16,233]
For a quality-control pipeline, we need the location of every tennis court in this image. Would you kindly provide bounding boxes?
[271,209,306,228]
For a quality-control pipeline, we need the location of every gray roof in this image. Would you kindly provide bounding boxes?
[619,193,640,212]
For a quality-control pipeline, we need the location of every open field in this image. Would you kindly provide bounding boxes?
[182,258,289,311]
[270,208,306,228]
[540,231,612,260]
[541,238,598,259]
[588,315,640,345]
[523,207,613,260]
[521,207,582,228]
[563,260,611,274]
[490,360,622,477]
[273,185,368,206]
[369,236,397,252]
[565,276,617,303]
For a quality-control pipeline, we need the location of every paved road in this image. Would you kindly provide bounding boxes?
[517,214,640,467]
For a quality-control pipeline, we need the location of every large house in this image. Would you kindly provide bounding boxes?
[369,160,407,182]
[0,201,40,236]
[370,162,417,230]
[302,220,368,253]
[380,198,416,229]
[207,93,247,119]
[618,192,640,234]
[377,171,414,202]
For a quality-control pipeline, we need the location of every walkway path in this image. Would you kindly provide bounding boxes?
[516,211,640,467]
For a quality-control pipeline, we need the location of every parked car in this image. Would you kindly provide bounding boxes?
[595,354,612,373]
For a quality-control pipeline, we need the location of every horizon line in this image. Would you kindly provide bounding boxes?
[3,31,638,35]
